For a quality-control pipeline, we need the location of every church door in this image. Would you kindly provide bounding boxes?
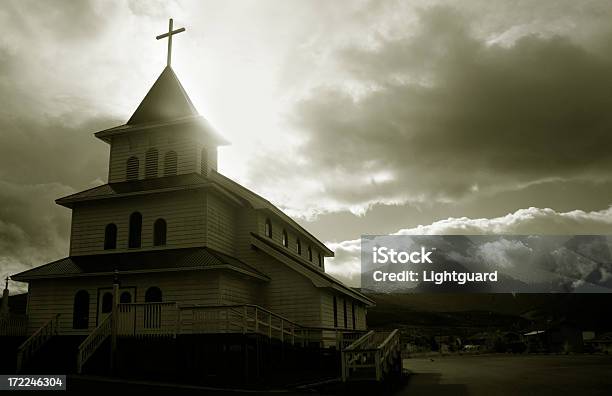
[97,287,136,326]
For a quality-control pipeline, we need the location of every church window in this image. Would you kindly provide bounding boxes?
[120,292,132,304]
[145,287,162,302]
[265,218,272,238]
[296,239,302,255]
[333,296,338,328]
[308,246,313,262]
[153,218,167,246]
[104,223,117,250]
[200,147,208,176]
[163,151,178,176]
[282,229,288,248]
[101,292,113,314]
[343,299,348,328]
[128,212,142,248]
[72,290,89,329]
[126,156,139,181]
[145,148,159,178]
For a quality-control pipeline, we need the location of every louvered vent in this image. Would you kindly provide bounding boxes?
[126,156,139,181]
[145,148,159,179]
[164,151,178,176]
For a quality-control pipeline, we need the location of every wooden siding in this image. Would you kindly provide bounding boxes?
[70,190,206,256]
[199,144,218,175]
[235,247,322,327]
[205,192,236,256]
[108,132,200,183]
[320,290,367,331]
[25,271,224,335]
[218,272,264,306]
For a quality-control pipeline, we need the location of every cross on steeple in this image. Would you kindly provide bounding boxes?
[156,18,186,67]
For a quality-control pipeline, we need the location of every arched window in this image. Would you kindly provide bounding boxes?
[145,148,159,178]
[128,212,142,248]
[101,292,113,314]
[282,229,288,248]
[308,246,313,262]
[153,218,167,246]
[296,239,302,255]
[72,290,89,329]
[200,147,208,176]
[120,291,132,304]
[145,287,162,303]
[163,151,178,176]
[126,156,139,181]
[104,223,117,250]
[264,218,272,238]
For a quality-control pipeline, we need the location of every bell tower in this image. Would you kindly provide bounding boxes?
[94,19,228,184]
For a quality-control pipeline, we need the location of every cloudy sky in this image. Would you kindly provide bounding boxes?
[2,0,612,289]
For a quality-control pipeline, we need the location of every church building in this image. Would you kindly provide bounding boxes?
[4,19,375,379]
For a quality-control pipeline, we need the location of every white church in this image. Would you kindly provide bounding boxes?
[0,20,391,382]
[0,20,406,384]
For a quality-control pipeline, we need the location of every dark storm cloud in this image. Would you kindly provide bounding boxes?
[0,0,124,289]
[284,5,612,208]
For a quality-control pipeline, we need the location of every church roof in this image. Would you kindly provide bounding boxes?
[11,247,270,282]
[93,67,229,146]
[128,66,198,125]
[56,174,211,208]
[56,171,334,256]
[250,233,375,306]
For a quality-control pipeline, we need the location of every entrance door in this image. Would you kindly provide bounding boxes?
[97,287,136,325]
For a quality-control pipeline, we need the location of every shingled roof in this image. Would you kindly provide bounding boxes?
[11,247,269,282]
[56,174,211,208]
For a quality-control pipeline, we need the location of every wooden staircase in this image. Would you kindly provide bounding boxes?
[16,313,60,373]
[341,329,402,382]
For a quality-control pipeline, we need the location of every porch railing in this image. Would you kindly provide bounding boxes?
[117,302,179,338]
[78,303,366,354]
[341,329,402,382]
[77,314,112,374]
[0,314,27,336]
[16,314,60,373]
[179,304,365,348]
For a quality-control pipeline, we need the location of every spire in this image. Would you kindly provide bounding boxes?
[127,66,199,125]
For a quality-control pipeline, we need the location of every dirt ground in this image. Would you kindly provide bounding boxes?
[399,354,612,396]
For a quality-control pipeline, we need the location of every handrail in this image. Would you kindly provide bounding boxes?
[341,329,402,382]
[0,314,27,336]
[378,329,399,349]
[179,304,365,349]
[77,314,112,374]
[16,314,60,373]
[345,330,375,351]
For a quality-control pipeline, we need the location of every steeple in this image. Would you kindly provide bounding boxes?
[93,18,228,184]
[127,66,199,125]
